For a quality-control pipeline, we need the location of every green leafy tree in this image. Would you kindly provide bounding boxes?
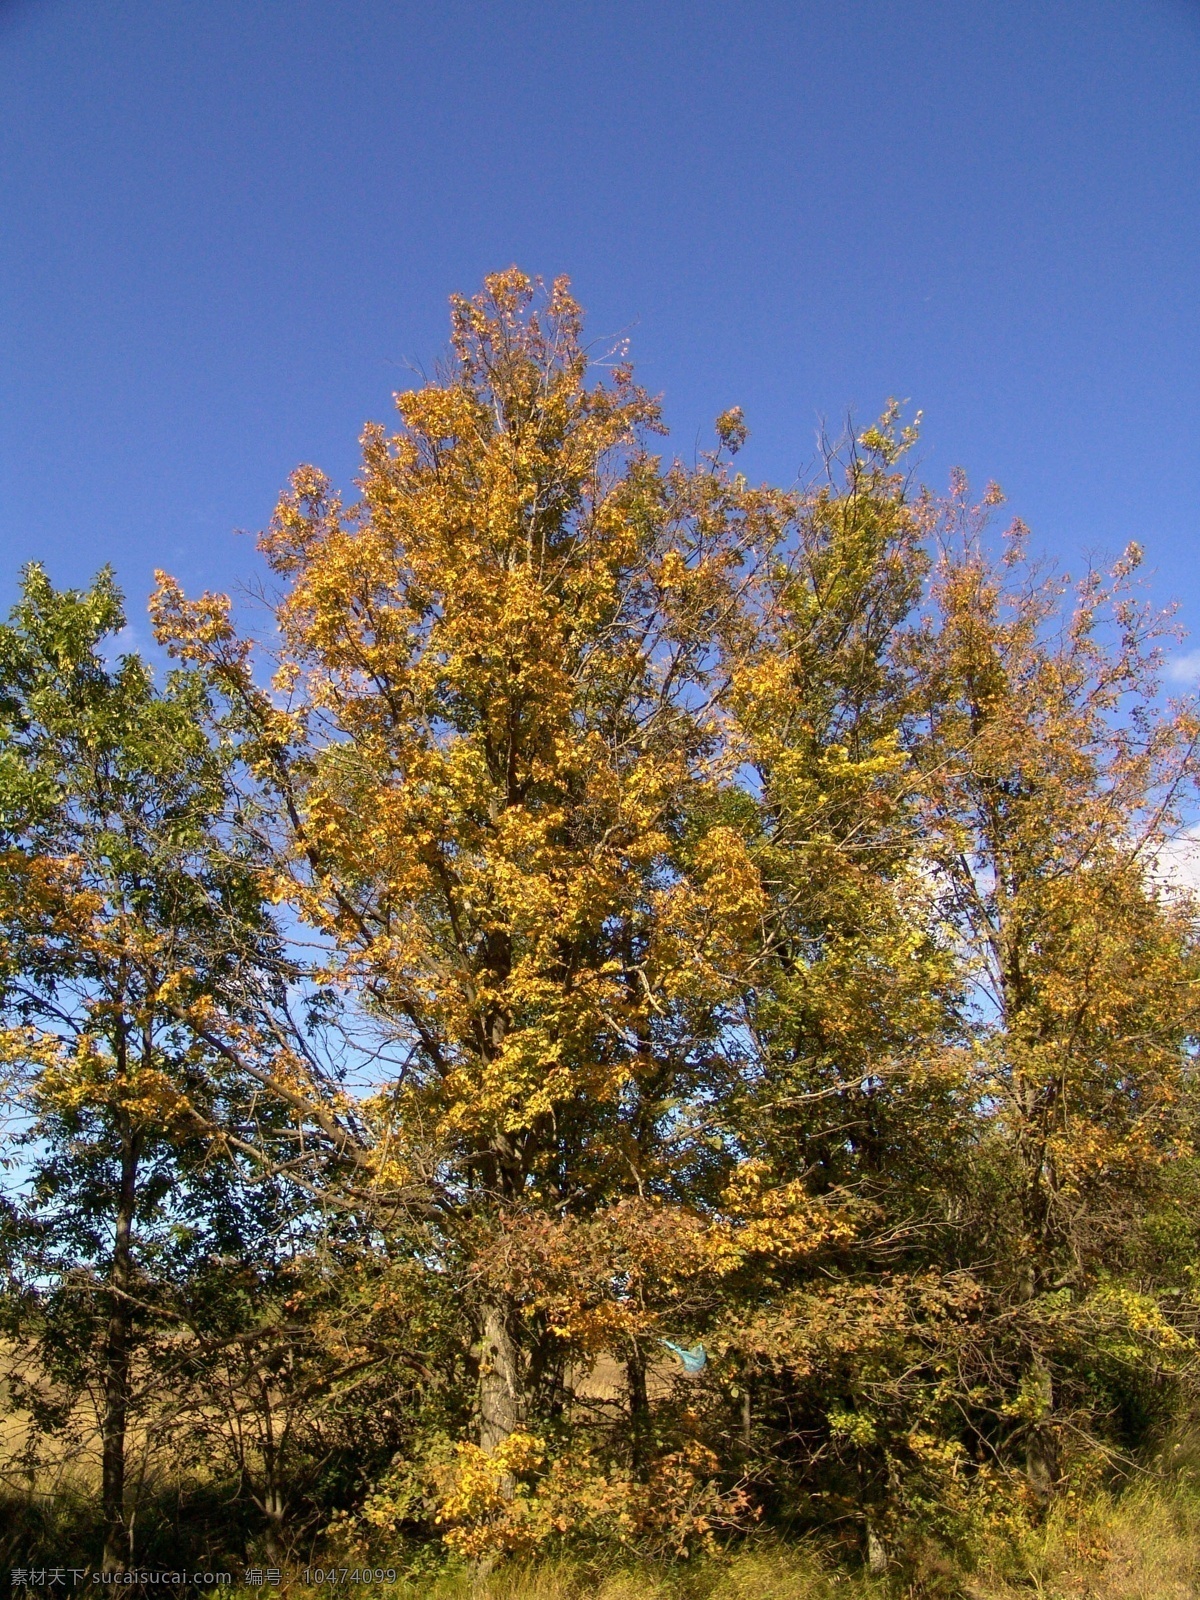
[0,566,304,1569]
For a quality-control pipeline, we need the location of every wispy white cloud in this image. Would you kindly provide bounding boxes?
[98,624,139,666]
[1164,650,1200,684]
[1148,824,1200,896]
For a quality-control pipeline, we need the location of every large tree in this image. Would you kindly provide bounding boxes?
[0,567,305,1569]
[152,271,770,1458]
[904,497,1200,1491]
[142,273,1200,1571]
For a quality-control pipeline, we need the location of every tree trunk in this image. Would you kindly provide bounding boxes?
[261,1485,287,1565]
[101,1119,139,1574]
[478,1296,523,1454]
[865,1517,888,1577]
[257,1373,287,1562]
[471,1121,527,1474]
[1024,1355,1058,1503]
[627,1348,651,1477]
[1013,1230,1059,1503]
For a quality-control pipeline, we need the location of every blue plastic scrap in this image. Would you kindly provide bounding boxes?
[660,1339,707,1372]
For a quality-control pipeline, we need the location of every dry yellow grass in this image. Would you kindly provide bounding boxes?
[377,1546,854,1600]
[369,1480,1200,1600]
[967,1480,1200,1600]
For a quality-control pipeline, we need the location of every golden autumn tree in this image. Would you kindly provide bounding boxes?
[904,483,1200,1494]
[152,270,773,1459]
[140,274,1200,1573]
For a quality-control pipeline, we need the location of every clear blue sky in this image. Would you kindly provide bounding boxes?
[3,0,1200,659]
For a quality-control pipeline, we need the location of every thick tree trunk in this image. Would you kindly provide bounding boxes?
[471,1297,525,1584]
[101,1121,139,1574]
[474,1121,528,1457]
[478,1296,523,1454]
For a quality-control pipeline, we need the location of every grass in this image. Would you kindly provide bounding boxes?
[344,1546,879,1600]
[965,1478,1200,1599]
[3,1492,1200,1599]
[359,1470,1200,1600]
[282,1483,1200,1600]
[3,1432,1200,1597]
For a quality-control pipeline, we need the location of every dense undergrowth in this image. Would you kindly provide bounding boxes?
[4,1438,1200,1599]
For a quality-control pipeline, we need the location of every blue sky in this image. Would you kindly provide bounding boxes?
[3,0,1200,665]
